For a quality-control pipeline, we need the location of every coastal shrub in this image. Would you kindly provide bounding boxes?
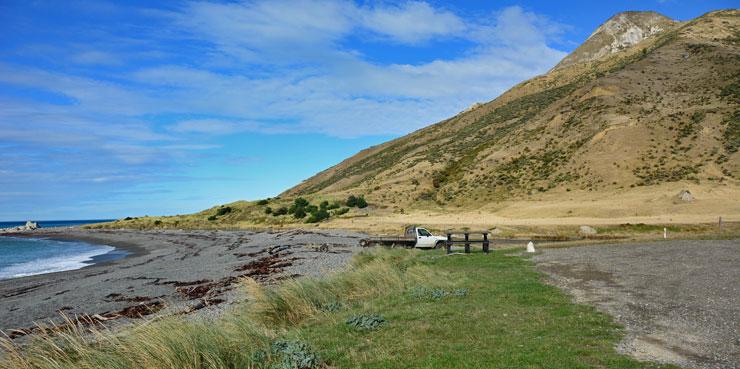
[273,207,289,216]
[154,220,163,226]
[334,207,350,216]
[346,195,367,208]
[216,206,232,216]
[294,197,309,207]
[345,195,358,207]
[207,216,217,221]
[319,200,329,209]
[123,217,133,221]
[346,314,386,331]
[326,201,341,210]
[264,207,273,215]
[257,199,269,205]
[305,209,329,223]
[294,208,307,219]
[305,205,318,214]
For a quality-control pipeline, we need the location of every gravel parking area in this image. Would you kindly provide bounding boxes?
[533,239,740,369]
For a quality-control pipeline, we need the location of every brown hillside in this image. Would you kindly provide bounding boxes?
[283,10,739,217]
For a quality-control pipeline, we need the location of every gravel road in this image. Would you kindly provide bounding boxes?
[533,239,740,369]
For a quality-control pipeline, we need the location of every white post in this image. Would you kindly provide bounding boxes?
[663,227,667,239]
[526,241,536,253]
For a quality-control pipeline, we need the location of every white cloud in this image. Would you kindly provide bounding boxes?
[359,2,465,44]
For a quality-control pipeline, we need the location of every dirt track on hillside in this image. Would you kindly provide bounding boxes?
[533,239,740,369]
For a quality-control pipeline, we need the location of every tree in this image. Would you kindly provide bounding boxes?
[294,197,309,207]
[293,208,307,219]
[346,195,358,207]
[356,196,368,208]
[264,207,273,214]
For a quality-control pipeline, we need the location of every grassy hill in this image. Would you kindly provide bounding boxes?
[95,10,740,232]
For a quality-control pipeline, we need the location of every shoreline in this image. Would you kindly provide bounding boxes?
[0,227,366,337]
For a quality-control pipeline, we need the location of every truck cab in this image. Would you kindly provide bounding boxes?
[404,226,447,248]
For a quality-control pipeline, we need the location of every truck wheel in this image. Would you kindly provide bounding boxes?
[434,241,446,249]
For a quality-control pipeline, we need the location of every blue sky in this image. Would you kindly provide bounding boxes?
[0,0,734,221]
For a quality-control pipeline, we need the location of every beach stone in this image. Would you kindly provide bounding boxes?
[677,190,694,202]
[579,225,597,235]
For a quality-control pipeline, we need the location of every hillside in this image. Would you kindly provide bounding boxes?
[283,10,740,212]
[98,10,740,231]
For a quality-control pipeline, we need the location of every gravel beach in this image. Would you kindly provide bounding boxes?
[0,228,366,338]
[533,239,740,369]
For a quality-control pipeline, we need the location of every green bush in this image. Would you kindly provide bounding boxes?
[273,207,288,216]
[294,208,307,219]
[334,207,350,216]
[216,206,232,216]
[319,200,329,209]
[257,199,269,205]
[346,195,358,207]
[305,209,330,223]
[154,220,163,226]
[264,207,273,215]
[356,196,368,208]
[207,216,216,221]
[294,197,309,207]
[327,201,341,210]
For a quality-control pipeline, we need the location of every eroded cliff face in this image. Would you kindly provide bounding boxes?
[553,11,677,70]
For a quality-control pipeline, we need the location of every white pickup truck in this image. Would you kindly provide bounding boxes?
[359,226,447,249]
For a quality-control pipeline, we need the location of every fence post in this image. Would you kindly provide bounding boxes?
[464,232,470,253]
[446,232,452,255]
[483,232,489,254]
[719,216,722,233]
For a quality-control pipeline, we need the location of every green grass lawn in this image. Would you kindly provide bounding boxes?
[292,250,677,369]
[1,249,680,369]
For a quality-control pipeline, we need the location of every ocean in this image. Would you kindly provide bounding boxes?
[0,219,125,280]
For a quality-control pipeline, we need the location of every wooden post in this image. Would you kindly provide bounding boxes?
[446,232,452,254]
[464,232,470,253]
[719,216,723,233]
[483,232,489,254]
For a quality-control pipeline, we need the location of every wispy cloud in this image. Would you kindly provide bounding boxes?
[0,0,569,219]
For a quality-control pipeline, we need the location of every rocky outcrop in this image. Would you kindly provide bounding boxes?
[0,221,38,234]
[553,11,677,70]
[677,190,694,202]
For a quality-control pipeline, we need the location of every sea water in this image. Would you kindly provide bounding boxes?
[0,219,124,280]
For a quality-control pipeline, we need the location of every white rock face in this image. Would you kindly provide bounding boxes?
[553,11,676,70]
